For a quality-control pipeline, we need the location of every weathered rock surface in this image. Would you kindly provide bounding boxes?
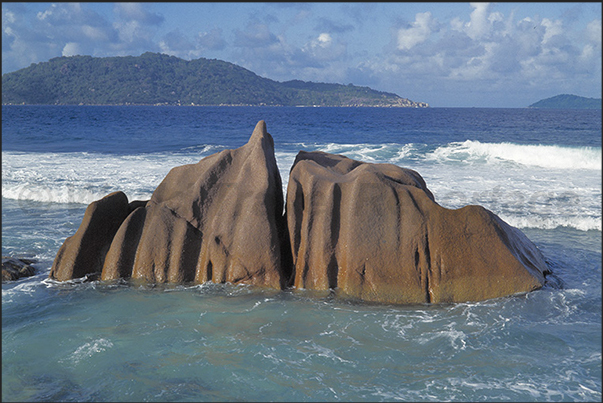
[50,120,290,289]
[285,151,549,304]
[49,192,136,281]
[2,257,37,282]
[49,121,551,304]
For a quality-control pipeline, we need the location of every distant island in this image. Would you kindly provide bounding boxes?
[1,52,428,108]
[529,94,601,109]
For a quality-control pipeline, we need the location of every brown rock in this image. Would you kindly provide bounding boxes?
[99,120,290,288]
[285,151,548,304]
[49,121,550,305]
[49,191,131,281]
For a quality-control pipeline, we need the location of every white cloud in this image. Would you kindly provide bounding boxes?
[234,22,279,48]
[112,20,142,44]
[62,42,82,57]
[1,2,600,106]
[355,3,601,106]
[318,33,331,44]
[397,12,434,50]
[450,17,464,32]
[110,4,164,54]
[158,30,193,57]
[229,18,351,83]
[4,9,15,24]
[113,3,163,26]
[301,32,346,62]
[586,19,602,44]
[455,3,506,41]
[197,28,226,51]
[315,17,354,34]
[2,2,168,71]
[157,27,226,60]
[82,25,110,41]
[465,2,491,40]
[541,18,563,44]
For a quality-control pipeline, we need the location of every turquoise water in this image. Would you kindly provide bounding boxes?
[2,106,601,401]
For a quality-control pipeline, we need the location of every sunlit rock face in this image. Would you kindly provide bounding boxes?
[285,151,548,304]
[50,121,549,305]
[51,121,290,289]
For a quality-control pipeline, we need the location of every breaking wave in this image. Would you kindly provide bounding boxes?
[3,141,600,232]
[427,140,602,170]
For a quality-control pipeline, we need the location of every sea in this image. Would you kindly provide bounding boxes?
[2,105,601,402]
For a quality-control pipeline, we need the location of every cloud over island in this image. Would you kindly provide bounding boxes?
[2,2,601,107]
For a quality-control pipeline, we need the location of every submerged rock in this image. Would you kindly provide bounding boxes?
[285,151,548,304]
[49,121,550,304]
[50,120,290,289]
[2,257,37,282]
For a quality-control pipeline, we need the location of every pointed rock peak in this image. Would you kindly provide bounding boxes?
[255,119,267,133]
[249,120,274,148]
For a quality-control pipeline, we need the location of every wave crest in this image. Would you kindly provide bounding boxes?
[428,140,602,170]
[3,143,600,232]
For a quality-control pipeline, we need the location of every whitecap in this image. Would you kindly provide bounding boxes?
[427,140,602,170]
[508,381,542,398]
[62,338,114,365]
[501,215,602,232]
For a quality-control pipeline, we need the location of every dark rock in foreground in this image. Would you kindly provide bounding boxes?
[2,257,37,282]
[286,151,548,304]
[49,121,550,304]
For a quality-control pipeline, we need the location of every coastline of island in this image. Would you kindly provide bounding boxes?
[1,52,429,108]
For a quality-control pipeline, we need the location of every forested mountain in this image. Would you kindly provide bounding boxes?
[529,94,601,109]
[2,52,428,107]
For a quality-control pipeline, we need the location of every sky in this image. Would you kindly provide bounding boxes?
[2,2,601,107]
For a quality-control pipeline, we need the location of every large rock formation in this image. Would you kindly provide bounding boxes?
[50,121,290,289]
[49,120,551,304]
[285,151,548,304]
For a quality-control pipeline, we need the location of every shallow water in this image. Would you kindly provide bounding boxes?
[2,234,600,402]
[2,106,601,401]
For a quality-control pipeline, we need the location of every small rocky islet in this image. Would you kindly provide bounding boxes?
[2,257,37,282]
[48,121,551,304]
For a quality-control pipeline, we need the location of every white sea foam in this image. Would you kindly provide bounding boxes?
[427,140,602,170]
[502,215,602,232]
[1,278,45,304]
[62,338,114,365]
[286,141,602,170]
[3,142,601,231]
[2,151,200,204]
[417,327,468,350]
[294,142,420,164]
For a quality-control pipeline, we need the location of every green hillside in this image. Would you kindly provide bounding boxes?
[529,94,601,109]
[1,52,428,107]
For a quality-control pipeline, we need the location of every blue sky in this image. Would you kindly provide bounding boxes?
[2,2,601,107]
